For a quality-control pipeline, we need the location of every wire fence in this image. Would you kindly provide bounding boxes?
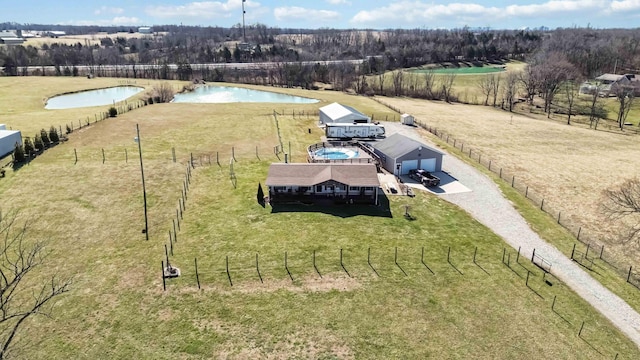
[377,100,640,291]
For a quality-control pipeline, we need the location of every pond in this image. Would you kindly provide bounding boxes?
[172,86,319,104]
[45,86,144,110]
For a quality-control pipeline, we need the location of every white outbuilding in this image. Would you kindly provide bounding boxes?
[401,113,415,126]
[0,125,22,159]
[319,102,370,125]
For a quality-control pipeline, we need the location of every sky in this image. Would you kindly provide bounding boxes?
[4,0,640,30]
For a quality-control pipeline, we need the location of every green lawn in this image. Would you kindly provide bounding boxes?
[0,78,638,358]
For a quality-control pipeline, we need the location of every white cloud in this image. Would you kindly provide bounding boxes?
[146,0,248,19]
[350,0,616,27]
[325,0,352,5]
[94,6,124,15]
[64,17,142,26]
[274,6,341,22]
[610,0,640,12]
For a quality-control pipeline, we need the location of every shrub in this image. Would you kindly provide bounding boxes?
[151,83,175,103]
[66,124,72,134]
[108,107,118,117]
[49,126,60,143]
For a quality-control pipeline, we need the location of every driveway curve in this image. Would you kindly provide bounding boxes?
[382,122,640,347]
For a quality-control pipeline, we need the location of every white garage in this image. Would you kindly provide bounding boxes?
[318,102,371,125]
[0,126,22,159]
[371,133,444,175]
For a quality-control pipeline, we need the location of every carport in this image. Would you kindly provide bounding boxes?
[371,133,444,175]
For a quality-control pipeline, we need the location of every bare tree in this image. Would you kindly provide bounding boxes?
[392,69,404,96]
[603,178,640,243]
[0,211,72,359]
[586,84,605,129]
[615,85,635,130]
[477,75,492,105]
[422,70,436,99]
[502,72,518,112]
[563,79,579,125]
[440,73,456,103]
[519,65,537,105]
[490,74,501,107]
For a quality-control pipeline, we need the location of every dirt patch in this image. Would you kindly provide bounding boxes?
[379,96,640,264]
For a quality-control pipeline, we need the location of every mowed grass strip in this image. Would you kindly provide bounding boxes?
[0,78,637,358]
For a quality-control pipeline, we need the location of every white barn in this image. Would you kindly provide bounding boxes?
[319,102,370,125]
[0,125,22,159]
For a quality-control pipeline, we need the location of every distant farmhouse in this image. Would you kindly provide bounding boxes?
[580,73,640,97]
[138,27,153,34]
[45,31,66,38]
[0,30,25,45]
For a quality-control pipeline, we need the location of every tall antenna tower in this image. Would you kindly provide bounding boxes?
[242,0,247,42]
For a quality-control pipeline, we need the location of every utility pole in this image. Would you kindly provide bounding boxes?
[242,0,247,43]
[135,124,149,240]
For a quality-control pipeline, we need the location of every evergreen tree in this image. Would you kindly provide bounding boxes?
[40,128,50,146]
[23,137,34,155]
[13,142,25,163]
[49,126,60,143]
[34,134,44,152]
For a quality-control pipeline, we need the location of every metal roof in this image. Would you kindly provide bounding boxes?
[265,163,379,187]
[319,102,369,121]
[596,74,626,82]
[372,133,445,159]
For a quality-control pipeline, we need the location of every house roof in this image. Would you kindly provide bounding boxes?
[265,163,380,187]
[319,102,369,121]
[0,31,17,38]
[596,74,626,82]
[372,133,444,159]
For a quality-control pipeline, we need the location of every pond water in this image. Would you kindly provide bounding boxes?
[45,86,144,110]
[172,86,319,104]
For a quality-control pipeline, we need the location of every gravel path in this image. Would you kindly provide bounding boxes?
[382,122,640,347]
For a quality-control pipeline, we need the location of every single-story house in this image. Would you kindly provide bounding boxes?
[371,133,444,175]
[138,27,153,34]
[319,102,370,125]
[0,126,22,159]
[590,73,640,96]
[265,163,380,205]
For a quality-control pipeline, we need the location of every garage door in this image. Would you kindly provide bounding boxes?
[400,160,419,175]
[421,158,436,172]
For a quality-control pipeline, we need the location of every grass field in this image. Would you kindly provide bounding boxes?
[0,78,638,358]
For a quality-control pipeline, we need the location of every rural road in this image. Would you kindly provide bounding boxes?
[383,121,640,348]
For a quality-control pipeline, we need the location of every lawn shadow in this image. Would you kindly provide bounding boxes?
[270,193,392,218]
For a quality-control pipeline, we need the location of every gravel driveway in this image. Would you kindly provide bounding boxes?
[382,121,640,347]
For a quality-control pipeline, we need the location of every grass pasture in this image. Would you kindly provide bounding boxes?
[0,78,638,358]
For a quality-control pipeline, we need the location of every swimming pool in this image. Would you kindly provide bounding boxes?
[314,147,359,160]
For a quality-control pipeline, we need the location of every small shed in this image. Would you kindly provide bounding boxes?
[401,114,415,126]
[371,133,444,175]
[0,127,22,159]
[319,102,370,125]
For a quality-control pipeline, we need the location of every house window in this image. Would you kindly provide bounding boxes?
[349,186,360,191]
[274,186,286,192]
[315,185,322,192]
[364,187,375,191]
[326,185,334,191]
